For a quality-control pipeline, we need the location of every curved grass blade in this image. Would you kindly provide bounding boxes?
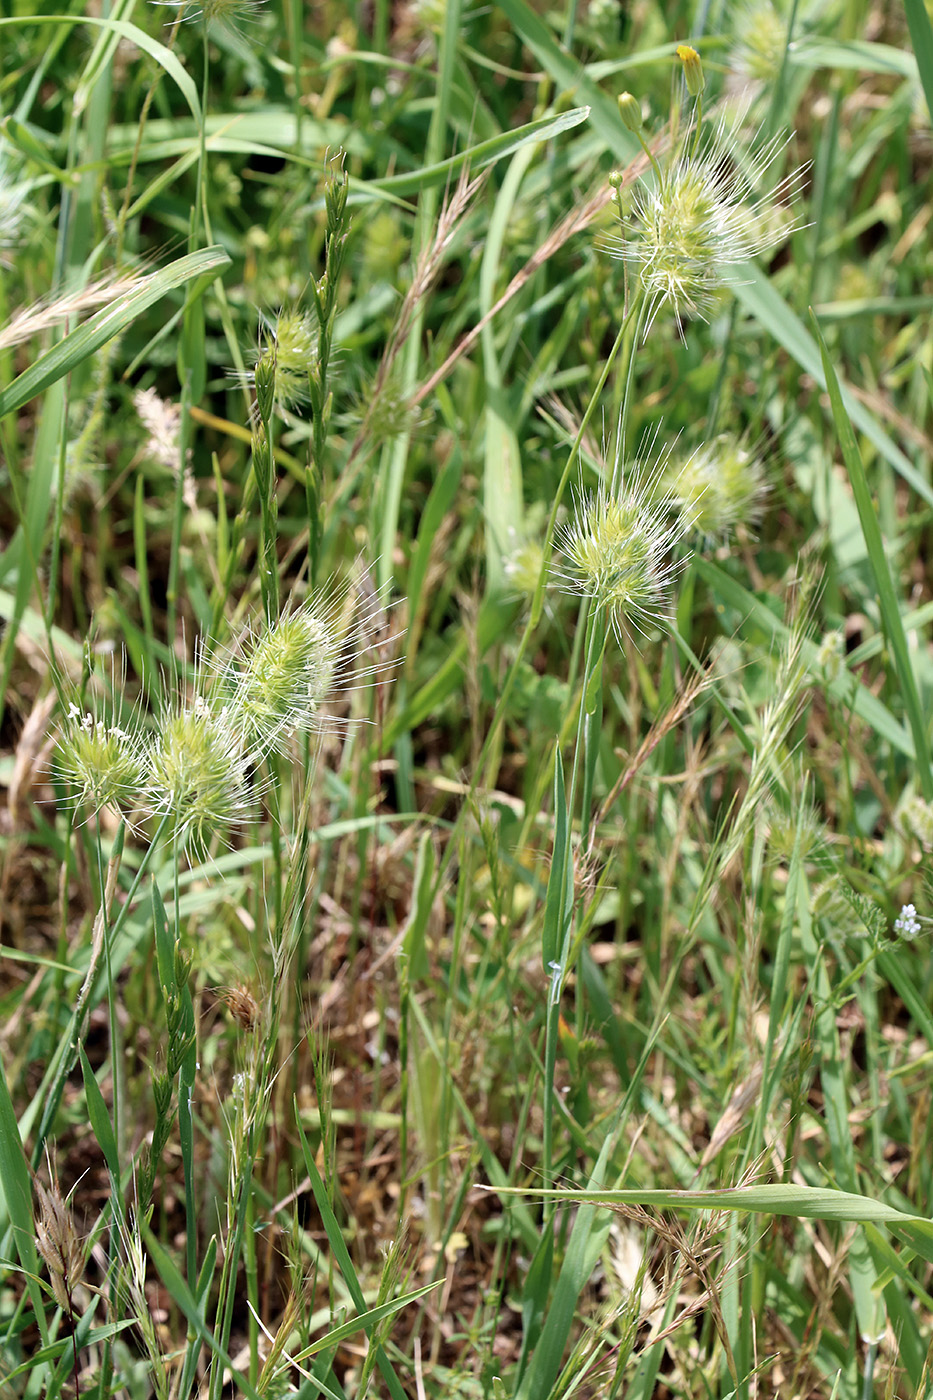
[0,15,201,124]
[364,106,591,199]
[734,266,933,509]
[0,246,231,420]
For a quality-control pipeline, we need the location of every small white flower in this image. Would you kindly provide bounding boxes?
[894,904,921,939]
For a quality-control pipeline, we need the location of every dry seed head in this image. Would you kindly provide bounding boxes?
[669,434,767,540]
[34,1177,85,1313]
[555,467,690,641]
[134,388,182,471]
[215,981,262,1031]
[146,701,248,852]
[57,702,147,814]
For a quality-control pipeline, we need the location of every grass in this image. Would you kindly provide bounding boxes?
[0,0,932,1396]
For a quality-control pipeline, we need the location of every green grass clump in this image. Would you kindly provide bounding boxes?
[1,1,932,1397]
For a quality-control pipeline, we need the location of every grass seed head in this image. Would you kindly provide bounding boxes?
[57,702,147,814]
[242,311,319,416]
[34,1177,85,1313]
[555,468,689,641]
[504,531,547,600]
[731,0,789,88]
[229,607,340,756]
[152,0,264,31]
[609,117,805,327]
[669,434,767,540]
[146,700,247,853]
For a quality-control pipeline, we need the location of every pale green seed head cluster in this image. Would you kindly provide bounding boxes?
[229,609,339,754]
[897,794,933,852]
[669,434,767,540]
[556,476,688,638]
[57,602,345,848]
[504,534,547,600]
[250,311,318,414]
[732,0,788,86]
[147,701,247,853]
[151,0,263,31]
[0,147,28,262]
[610,118,803,326]
[58,704,147,811]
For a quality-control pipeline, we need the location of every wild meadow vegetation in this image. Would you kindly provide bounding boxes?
[1,0,933,1395]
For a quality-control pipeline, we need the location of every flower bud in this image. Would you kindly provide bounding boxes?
[617,92,643,132]
[677,44,705,97]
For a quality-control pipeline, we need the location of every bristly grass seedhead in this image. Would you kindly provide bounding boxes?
[668,434,768,541]
[146,700,248,853]
[151,0,264,31]
[0,145,29,265]
[226,607,340,756]
[244,311,319,417]
[504,529,547,601]
[607,112,805,329]
[58,701,147,814]
[731,0,789,89]
[555,464,690,642]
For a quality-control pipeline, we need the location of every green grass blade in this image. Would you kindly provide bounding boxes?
[813,312,933,800]
[481,145,532,591]
[0,1051,49,1345]
[693,557,915,758]
[486,1182,933,1234]
[495,0,637,159]
[142,1226,266,1400]
[903,0,933,121]
[79,1046,120,1184]
[733,267,933,507]
[0,246,231,420]
[515,1123,618,1400]
[0,15,201,123]
[295,1116,411,1400]
[364,107,590,200]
